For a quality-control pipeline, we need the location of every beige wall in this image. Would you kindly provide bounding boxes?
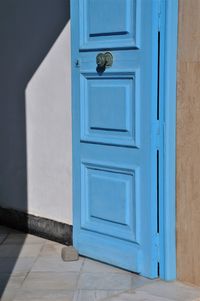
[177,0,200,286]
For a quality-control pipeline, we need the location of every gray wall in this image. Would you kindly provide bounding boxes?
[0,0,72,224]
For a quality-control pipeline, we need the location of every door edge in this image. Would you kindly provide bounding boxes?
[159,0,178,281]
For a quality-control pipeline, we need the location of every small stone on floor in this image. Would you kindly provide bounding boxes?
[61,246,79,262]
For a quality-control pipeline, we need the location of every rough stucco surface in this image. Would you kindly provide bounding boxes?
[176,0,200,286]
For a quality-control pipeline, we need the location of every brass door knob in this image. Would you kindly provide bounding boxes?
[96,52,113,68]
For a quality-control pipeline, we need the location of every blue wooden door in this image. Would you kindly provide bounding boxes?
[71,0,160,278]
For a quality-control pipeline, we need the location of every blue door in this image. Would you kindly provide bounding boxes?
[71,0,160,278]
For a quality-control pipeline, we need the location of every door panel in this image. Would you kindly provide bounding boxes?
[81,161,138,242]
[71,0,159,278]
[79,0,138,49]
[80,73,138,146]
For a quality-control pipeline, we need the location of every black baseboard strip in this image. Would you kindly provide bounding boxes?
[0,207,72,245]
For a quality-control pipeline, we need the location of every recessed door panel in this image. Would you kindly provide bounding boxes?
[81,162,138,242]
[79,0,138,50]
[80,74,138,147]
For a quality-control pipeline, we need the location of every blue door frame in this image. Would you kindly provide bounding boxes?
[70,0,178,281]
[158,0,178,280]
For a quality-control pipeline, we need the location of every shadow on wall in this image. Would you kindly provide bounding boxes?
[0,0,70,297]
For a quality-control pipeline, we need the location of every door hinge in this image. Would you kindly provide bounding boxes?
[153,121,162,149]
[158,0,161,31]
[155,232,160,263]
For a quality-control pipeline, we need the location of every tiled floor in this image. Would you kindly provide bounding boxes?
[0,225,200,301]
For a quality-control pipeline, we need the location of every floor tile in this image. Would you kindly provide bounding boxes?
[82,258,132,274]
[0,243,43,258]
[0,274,26,301]
[0,257,35,275]
[131,274,157,290]
[135,281,200,301]
[31,256,84,273]
[0,234,7,244]
[13,289,75,301]
[77,272,133,290]
[0,226,199,301]
[4,233,47,245]
[0,226,12,235]
[39,241,64,257]
[21,272,79,290]
[102,290,175,301]
[0,273,26,289]
[74,290,125,301]
[0,288,20,301]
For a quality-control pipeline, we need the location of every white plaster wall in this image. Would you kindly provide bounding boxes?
[26,22,72,224]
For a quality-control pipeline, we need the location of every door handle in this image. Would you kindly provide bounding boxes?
[96,52,113,68]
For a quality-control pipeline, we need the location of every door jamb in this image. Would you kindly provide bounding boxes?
[159,0,178,281]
